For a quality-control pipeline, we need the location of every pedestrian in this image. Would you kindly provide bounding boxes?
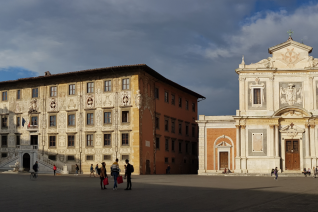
[90,164,95,177]
[125,159,133,190]
[53,164,57,176]
[124,165,127,179]
[95,164,100,176]
[100,162,108,190]
[313,167,316,178]
[271,168,274,176]
[166,165,171,174]
[75,164,79,175]
[274,167,278,180]
[111,159,120,190]
[308,168,311,176]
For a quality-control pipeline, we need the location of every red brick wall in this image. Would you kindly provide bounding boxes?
[207,128,236,170]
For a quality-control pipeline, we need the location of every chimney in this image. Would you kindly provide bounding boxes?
[45,71,51,76]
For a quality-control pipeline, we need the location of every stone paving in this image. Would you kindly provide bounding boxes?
[0,173,318,211]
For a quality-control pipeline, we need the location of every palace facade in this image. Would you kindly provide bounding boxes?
[0,64,204,174]
[198,36,318,174]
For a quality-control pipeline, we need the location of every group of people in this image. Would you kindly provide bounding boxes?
[270,167,279,180]
[90,159,133,190]
[302,167,318,177]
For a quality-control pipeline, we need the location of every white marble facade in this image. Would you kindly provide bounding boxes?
[198,36,318,174]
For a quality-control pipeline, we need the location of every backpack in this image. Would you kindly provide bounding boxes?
[33,164,37,170]
[130,165,134,173]
[97,168,101,175]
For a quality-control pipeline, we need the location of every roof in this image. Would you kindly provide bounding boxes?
[0,64,205,99]
[268,37,313,54]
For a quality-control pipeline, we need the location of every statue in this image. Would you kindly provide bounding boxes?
[135,90,142,109]
[280,83,302,105]
[28,99,37,113]
[255,57,274,68]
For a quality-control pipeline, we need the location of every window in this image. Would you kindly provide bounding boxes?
[17,90,21,99]
[253,88,261,104]
[49,155,56,161]
[50,116,56,127]
[155,117,159,129]
[122,111,129,123]
[192,103,195,112]
[156,137,160,149]
[155,87,159,99]
[171,139,175,151]
[68,135,75,147]
[50,86,57,97]
[68,114,75,126]
[31,135,38,145]
[86,155,94,160]
[16,135,20,146]
[165,157,168,163]
[104,112,111,124]
[122,155,129,160]
[87,113,94,125]
[104,134,111,146]
[186,125,189,136]
[69,84,76,95]
[87,82,94,93]
[104,155,112,160]
[179,123,182,134]
[31,117,38,125]
[2,91,7,101]
[32,88,38,98]
[122,78,130,90]
[122,133,129,145]
[104,80,112,92]
[1,153,7,158]
[87,134,93,147]
[16,117,20,127]
[172,158,175,163]
[186,142,189,153]
[192,143,196,155]
[165,138,169,151]
[67,155,75,161]
[179,141,182,153]
[164,91,169,103]
[49,136,56,147]
[1,136,7,147]
[192,126,195,137]
[2,116,8,128]
[179,97,182,107]
[171,94,175,105]
[165,119,169,131]
[171,120,175,133]
[185,100,189,110]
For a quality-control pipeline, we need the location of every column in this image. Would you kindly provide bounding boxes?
[198,122,206,174]
[269,125,275,156]
[310,124,316,168]
[268,77,274,111]
[309,76,314,110]
[305,125,310,157]
[239,77,246,112]
[275,125,279,157]
[235,125,240,157]
[241,125,247,171]
[19,152,23,171]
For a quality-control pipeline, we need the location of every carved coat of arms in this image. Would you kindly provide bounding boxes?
[280,83,302,105]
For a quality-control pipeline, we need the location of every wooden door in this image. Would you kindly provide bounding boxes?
[219,152,228,169]
[285,140,300,170]
[146,160,151,174]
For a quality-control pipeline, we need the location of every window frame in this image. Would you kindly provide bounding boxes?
[104,133,111,146]
[49,115,57,127]
[2,91,7,101]
[68,114,76,127]
[1,116,8,128]
[68,135,75,147]
[49,135,56,148]
[104,111,112,125]
[165,138,169,151]
[87,82,95,93]
[155,137,160,149]
[1,135,7,147]
[121,133,129,146]
[121,110,130,123]
[32,88,39,98]
[185,100,189,110]
[155,87,159,99]
[104,80,112,92]
[16,116,21,128]
[31,116,38,126]
[86,134,94,147]
[50,86,57,97]
[86,112,94,126]
[17,90,21,100]
[69,84,76,95]
[164,91,169,103]
[171,94,175,105]
[122,78,130,90]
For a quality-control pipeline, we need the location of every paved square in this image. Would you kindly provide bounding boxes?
[1,173,318,211]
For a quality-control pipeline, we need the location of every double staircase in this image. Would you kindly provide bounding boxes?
[0,155,19,170]
[37,154,63,174]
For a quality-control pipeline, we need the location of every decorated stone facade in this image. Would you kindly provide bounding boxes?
[198,36,318,174]
[0,64,203,175]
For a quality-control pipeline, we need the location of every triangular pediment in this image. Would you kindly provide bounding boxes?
[268,38,312,54]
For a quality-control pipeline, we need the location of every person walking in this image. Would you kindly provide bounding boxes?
[100,162,108,190]
[90,164,95,177]
[166,165,171,174]
[111,159,120,190]
[95,164,100,176]
[124,165,127,179]
[75,164,79,175]
[125,159,133,190]
[53,165,57,176]
[274,167,278,180]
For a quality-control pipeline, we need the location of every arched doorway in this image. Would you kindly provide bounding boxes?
[23,153,31,171]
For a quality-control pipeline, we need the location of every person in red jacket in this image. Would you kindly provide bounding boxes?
[53,165,57,176]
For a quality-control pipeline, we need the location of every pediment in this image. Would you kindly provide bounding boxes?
[239,37,318,70]
[216,141,231,147]
[272,106,312,118]
[280,123,305,139]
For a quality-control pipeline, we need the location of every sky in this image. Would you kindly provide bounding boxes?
[1,0,318,116]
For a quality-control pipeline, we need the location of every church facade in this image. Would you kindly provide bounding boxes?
[198,37,318,174]
[0,64,203,174]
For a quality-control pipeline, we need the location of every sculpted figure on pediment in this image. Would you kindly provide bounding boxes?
[255,57,274,68]
[306,56,318,68]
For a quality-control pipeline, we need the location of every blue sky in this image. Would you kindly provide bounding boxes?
[1,0,318,115]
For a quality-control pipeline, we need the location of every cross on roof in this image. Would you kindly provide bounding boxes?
[287,29,294,37]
